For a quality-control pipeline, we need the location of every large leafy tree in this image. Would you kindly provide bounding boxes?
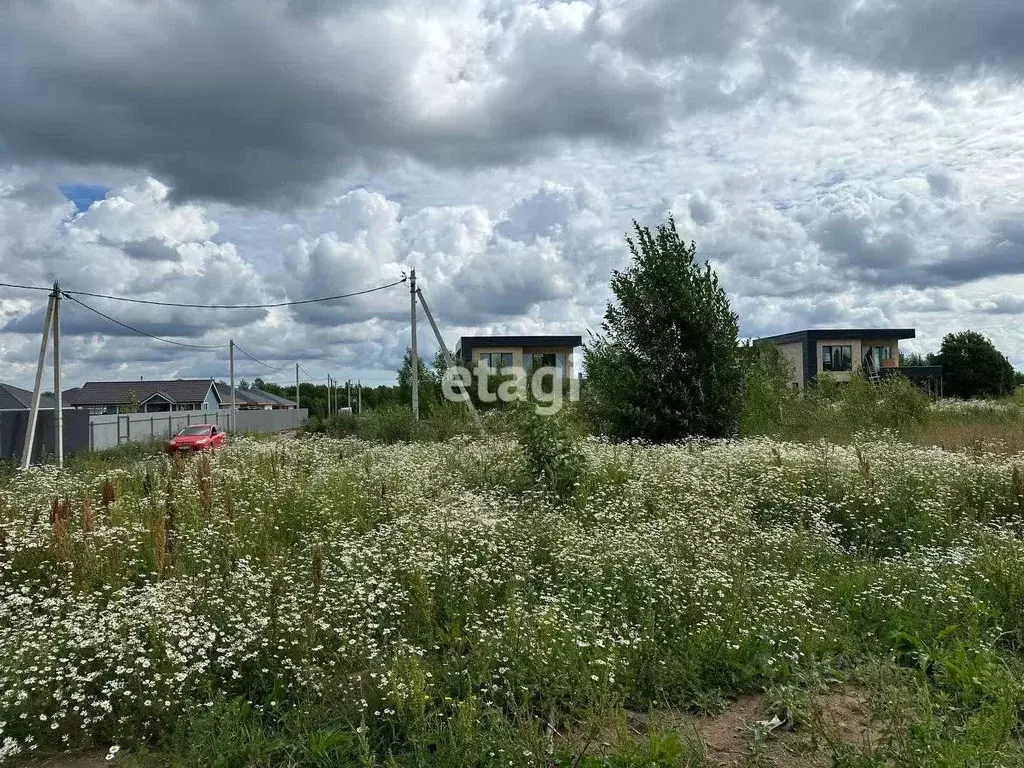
[584,216,743,440]
[933,330,1015,399]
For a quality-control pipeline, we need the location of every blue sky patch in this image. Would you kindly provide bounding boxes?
[58,183,110,213]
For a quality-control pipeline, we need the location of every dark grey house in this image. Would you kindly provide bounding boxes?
[455,335,582,380]
[0,382,55,411]
[66,379,222,414]
[214,385,297,410]
[757,328,943,395]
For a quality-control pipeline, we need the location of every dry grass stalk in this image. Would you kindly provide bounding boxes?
[101,480,117,509]
[51,497,73,563]
[82,496,96,533]
[855,445,874,488]
[1013,466,1024,512]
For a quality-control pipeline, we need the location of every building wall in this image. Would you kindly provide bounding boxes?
[203,389,220,411]
[776,341,804,387]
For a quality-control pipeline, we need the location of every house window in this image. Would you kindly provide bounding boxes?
[864,346,891,367]
[524,352,556,371]
[822,345,852,372]
[478,352,513,370]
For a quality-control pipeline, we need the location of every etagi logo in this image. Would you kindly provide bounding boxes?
[441,363,580,415]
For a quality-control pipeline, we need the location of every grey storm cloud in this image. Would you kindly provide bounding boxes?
[3,1,1022,205]
[0,1,667,205]
[120,238,182,263]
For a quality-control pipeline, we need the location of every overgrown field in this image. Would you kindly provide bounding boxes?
[4,435,1024,766]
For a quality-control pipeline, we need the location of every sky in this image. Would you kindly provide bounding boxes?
[1,0,1024,389]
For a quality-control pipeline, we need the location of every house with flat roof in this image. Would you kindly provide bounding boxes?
[757,328,943,395]
[65,379,222,414]
[455,335,582,380]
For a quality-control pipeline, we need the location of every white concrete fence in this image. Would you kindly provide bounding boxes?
[87,408,308,451]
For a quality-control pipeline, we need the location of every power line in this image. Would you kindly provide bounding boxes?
[298,365,329,381]
[62,293,227,350]
[232,343,293,372]
[62,276,407,309]
[0,281,54,292]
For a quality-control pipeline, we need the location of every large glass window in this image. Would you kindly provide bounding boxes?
[864,346,891,368]
[524,352,556,372]
[822,345,852,372]
[478,352,513,370]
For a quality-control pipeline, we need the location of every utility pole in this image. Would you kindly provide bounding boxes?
[295,363,300,410]
[357,380,362,414]
[327,375,332,416]
[52,282,63,468]
[347,380,351,410]
[410,268,419,421]
[416,287,486,437]
[21,290,56,469]
[229,340,236,433]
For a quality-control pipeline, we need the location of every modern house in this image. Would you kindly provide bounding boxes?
[214,385,297,410]
[757,328,943,395]
[0,382,55,411]
[65,379,222,414]
[455,335,583,380]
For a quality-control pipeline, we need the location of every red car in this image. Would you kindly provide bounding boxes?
[167,424,227,453]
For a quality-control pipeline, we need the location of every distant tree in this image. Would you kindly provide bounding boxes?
[397,347,439,416]
[739,341,798,436]
[432,349,450,380]
[584,216,744,441]
[933,330,1015,399]
[899,351,931,367]
[253,377,266,390]
[122,391,141,414]
[238,379,250,390]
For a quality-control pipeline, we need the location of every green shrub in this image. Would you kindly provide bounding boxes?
[516,407,587,502]
[358,404,418,444]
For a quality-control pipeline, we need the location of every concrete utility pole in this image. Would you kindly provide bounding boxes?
[229,340,236,433]
[21,289,56,469]
[327,375,332,416]
[357,380,362,414]
[410,268,419,421]
[347,380,351,410]
[416,287,486,437]
[52,282,63,468]
[295,363,300,410]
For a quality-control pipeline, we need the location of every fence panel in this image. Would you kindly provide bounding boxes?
[235,409,307,434]
[87,409,307,451]
[0,409,90,461]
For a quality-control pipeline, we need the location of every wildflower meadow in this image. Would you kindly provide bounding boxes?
[3,432,1024,766]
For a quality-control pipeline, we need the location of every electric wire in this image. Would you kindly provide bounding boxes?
[0,281,54,292]
[62,276,407,309]
[62,293,228,350]
[232,343,293,372]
